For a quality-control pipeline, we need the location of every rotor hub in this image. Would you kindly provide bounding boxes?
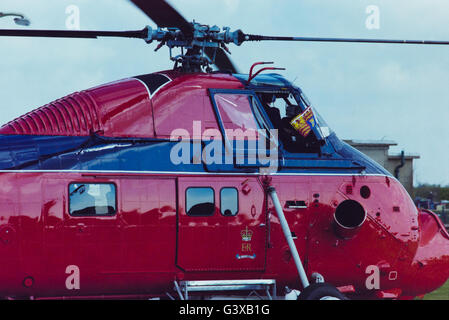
[144,22,244,72]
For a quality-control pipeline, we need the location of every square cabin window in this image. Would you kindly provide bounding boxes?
[186,187,215,217]
[220,187,239,216]
[69,183,116,216]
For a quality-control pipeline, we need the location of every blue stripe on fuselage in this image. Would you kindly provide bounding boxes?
[0,134,391,176]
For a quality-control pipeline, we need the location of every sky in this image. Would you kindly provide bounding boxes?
[0,0,448,186]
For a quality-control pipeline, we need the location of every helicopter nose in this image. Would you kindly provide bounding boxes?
[404,209,449,296]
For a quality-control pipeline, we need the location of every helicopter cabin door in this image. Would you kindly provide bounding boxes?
[176,177,267,272]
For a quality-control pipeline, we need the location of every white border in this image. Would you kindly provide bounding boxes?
[0,169,394,179]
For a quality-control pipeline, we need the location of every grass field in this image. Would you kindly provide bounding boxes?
[423,280,449,300]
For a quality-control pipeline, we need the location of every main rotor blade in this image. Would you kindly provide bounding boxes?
[130,0,193,37]
[246,34,449,45]
[205,47,238,73]
[0,28,148,39]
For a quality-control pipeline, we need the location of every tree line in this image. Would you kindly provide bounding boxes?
[413,184,449,202]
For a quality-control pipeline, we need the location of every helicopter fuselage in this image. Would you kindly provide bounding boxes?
[0,71,447,299]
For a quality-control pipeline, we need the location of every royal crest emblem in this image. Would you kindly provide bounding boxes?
[241,226,253,242]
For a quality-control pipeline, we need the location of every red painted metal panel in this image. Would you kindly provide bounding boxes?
[0,72,244,139]
[0,171,446,298]
[152,73,243,139]
[0,172,179,297]
[397,209,449,296]
[0,79,154,138]
[177,177,266,272]
[89,79,153,138]
[263,176,312,290]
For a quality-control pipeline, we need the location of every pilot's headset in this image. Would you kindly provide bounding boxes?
[286,104,300,118]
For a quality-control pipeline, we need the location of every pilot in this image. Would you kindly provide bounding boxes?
[280,105,300,135]
[280,104,308,152]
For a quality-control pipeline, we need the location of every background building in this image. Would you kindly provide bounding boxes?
[344,140,420,196]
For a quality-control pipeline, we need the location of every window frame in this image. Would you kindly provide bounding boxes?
[68,181,118,217]
[220,187,239,217]
[209,89,275,145]
[255,88,326,156]
[208,89,280,168]
[185,186,216,217]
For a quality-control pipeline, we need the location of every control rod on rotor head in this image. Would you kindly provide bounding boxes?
[267,186,310,289]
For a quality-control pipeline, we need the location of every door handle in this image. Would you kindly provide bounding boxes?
[259,223,266,227]
[76,223,87,233]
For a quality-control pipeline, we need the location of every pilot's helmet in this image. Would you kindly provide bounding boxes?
[286,104,300,118]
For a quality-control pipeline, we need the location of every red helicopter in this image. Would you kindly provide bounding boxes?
[0,0,448,300]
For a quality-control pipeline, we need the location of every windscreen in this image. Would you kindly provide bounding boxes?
[257,89,332,153]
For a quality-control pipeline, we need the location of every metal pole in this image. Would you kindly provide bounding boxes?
[267,186,310,288]
[173,281,185,300]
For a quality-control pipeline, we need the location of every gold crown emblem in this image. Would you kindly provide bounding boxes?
[241,226,253,242]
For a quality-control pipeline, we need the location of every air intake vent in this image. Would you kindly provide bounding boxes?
[1,91,101,136]
[0,77,156,138]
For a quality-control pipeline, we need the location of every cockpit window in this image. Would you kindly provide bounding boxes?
[257,90,324,153]
[271,93,298,119]
[214,93,259,134]
[296,91,332,139]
